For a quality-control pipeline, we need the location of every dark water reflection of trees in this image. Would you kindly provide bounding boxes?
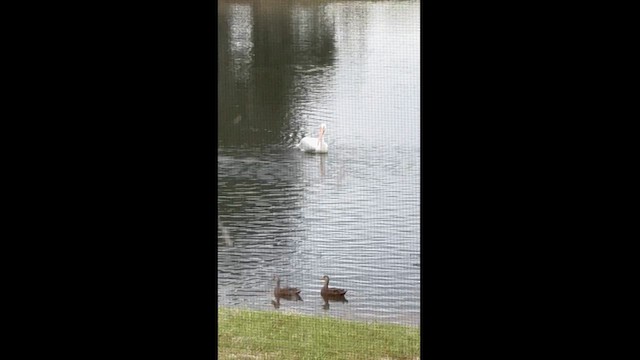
[218,0,338,147]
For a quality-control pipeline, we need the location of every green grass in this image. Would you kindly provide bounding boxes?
[218,307,420,360]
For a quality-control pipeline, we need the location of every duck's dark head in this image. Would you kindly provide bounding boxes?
[321,275,330,283]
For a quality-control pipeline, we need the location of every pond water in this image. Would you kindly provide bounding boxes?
[218,0,420,327]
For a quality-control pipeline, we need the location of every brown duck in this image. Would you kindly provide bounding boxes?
[320,275,347,296]
[273,276,302,298]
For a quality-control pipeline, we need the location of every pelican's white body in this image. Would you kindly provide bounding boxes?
[297,124,328,153]
[298,136,328,153]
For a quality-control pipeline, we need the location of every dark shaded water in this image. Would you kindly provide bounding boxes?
[218,0,420,326]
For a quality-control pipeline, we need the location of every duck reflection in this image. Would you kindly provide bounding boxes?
[271,275,302,309]
[271,292,303,309]
[218,216,233,247]
[321,293,348,310]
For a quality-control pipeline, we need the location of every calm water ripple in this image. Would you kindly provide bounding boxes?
[219,0,420,327]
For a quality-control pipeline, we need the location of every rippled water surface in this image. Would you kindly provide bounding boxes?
[218,0,420,326]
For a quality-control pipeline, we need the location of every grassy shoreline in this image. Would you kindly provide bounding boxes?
[218,307,420,360]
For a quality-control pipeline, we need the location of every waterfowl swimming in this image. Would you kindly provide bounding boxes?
[273,276,302,298]
[297,123,328,153]
[320,275,347,296]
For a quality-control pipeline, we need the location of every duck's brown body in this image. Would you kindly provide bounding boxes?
[320,275,347,296]
[273,276,301,297]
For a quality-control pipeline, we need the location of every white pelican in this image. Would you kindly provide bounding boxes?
[297,123,328,153]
